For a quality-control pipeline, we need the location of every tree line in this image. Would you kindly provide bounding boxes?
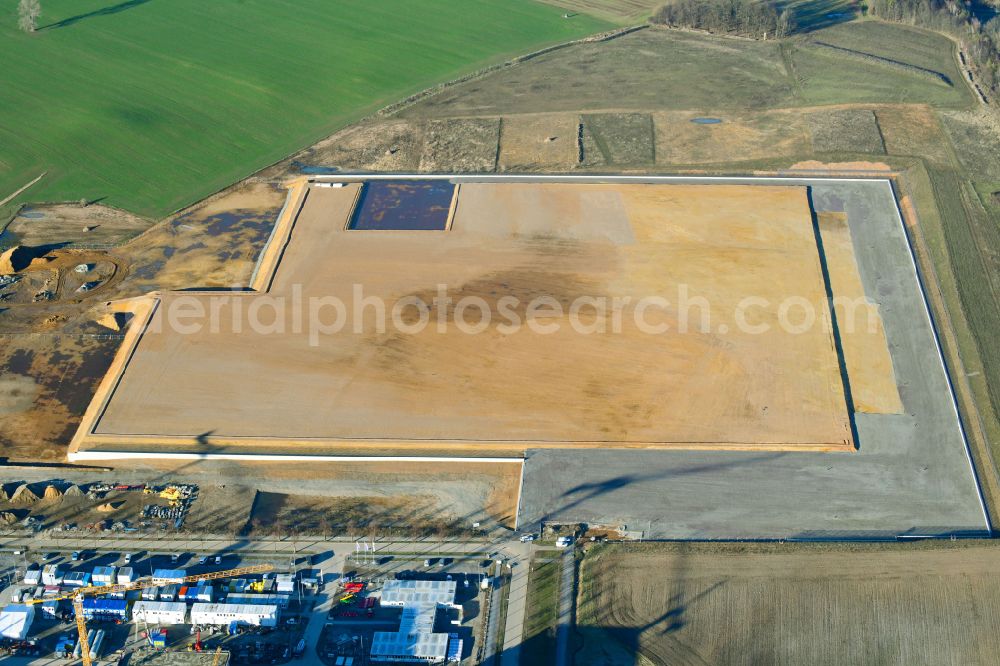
[865,0,1000,99]
[650,0,794,40]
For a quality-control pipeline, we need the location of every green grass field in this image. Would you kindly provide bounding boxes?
[402,19,976,118]
[792,21,973,106]
[0,0,608,218]
[520,555,562,665]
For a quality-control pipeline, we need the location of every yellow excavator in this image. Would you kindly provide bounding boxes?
[28,563,272,666]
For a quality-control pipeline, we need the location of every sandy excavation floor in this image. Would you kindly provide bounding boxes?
[76,181,875,454]
[817,211,902,414]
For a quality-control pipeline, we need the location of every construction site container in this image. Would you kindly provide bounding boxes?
[63,572,91,587]
[117,567,135,584]
[22,568,41,586]
[42,564,64,586]
[92,566,117,585]
[40,601,59,619]
[224,593,290,608]
[447,634,463,662]
[141,586,159,601]
[152,569,186,584]
[223,579,249,593]
[159,584,178,601]
[0,605,34,640]
[190,603,279,627]
[132,601,187,625]
[275,574,295,593]
[82,598,128,621]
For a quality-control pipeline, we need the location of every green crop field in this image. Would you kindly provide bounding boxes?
[521,555,562,665]
[0,0,609,218]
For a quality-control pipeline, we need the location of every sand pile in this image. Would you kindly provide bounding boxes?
[0,246,37,275]
[96,311,133,332]
[64,484,85,498]
[0,486,9,502]
[43,484,62,500]
[96,501,124,512]
[0,512,16,525]
[9,484,39,504]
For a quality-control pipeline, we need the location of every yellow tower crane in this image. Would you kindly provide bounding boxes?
[28,563,272,666]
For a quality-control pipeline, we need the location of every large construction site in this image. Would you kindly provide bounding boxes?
[51,173,985,539]
[69,176,905,460]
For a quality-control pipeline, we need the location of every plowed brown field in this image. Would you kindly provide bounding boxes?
[578,542,1000,666]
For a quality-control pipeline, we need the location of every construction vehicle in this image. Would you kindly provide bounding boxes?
[159,486,183,502]
[27,563,272,666]
[189,628,204,652]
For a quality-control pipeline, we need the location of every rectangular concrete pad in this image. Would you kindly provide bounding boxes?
[79,180,854,454]
[518,177,987,538]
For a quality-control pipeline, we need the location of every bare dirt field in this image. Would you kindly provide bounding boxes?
[247,491,442,536]
[76,180,860,456]
[302,120,426,173]
[499,114,580,171]
[816,211,902,413]
[110,181,287,293]
[653,110,811,165]
[0,457,521,533]
[577,541,1000,666]
[2,203,149,248]
[808,108,886,154]
[419,118,502,172]
[140,459,522,530]
[0,330,119,461]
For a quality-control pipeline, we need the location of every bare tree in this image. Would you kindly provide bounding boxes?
[776,8,795,38]
[18,0,41,33]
